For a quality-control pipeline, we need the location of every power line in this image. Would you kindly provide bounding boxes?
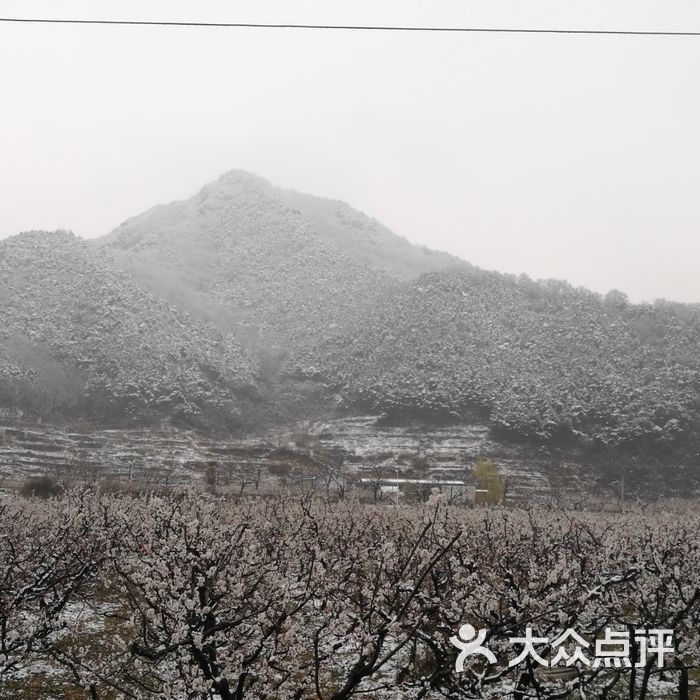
[0,17,699,36]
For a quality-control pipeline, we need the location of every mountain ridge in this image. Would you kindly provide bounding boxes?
[1,171,699,464]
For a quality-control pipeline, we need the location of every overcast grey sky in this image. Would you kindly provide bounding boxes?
[1,1,699,303]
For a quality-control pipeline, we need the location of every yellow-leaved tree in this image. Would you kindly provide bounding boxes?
[473,458,505,505]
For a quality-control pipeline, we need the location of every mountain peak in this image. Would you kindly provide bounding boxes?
[102,170,466,280]
[200,169,271,195]
[217,169,270,186]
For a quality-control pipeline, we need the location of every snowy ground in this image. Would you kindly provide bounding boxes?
[0,415,680,502]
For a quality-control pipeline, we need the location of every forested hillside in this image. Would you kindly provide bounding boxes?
[274,185,466,279]
[100,171,395,349]
[0,231,256,427]
[300,269,700,452]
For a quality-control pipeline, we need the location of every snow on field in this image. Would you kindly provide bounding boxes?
[0,415,638,501]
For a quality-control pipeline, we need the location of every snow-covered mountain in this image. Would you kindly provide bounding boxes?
[2,171,699,457]
[0,230,256,429]
[305,269,700,451]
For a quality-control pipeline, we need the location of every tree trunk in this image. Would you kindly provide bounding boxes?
[678,667,689,700]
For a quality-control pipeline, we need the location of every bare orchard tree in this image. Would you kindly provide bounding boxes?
[1,492,699,699]
[0,489,108,688]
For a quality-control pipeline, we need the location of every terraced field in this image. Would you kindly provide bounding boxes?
[0,417,605,503]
